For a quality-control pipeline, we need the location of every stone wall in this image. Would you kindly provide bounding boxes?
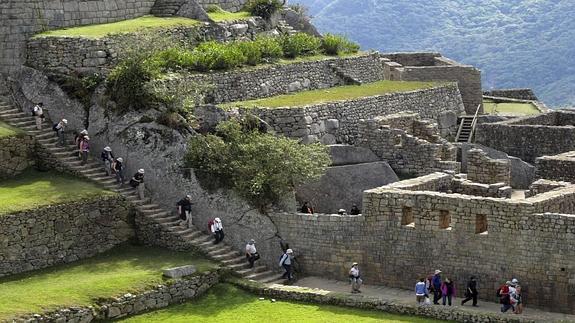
[0,134,36,179]
[535,151,575,183]
[19,269,221,322]
[483,88,538,101]
[196,0,247,12]
[467,148,511,185]
[242,84,464,145]
[526,179,571,198]
[475,110,575,163]
[0,195,134,277]
[270,172,575,314]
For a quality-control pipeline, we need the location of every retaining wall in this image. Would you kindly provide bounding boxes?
[467,148,511,185]
[535,151,575,183]
[0,195,134,277]
[196,0,247,12]
[0,134,36,179]
[483,88,538,101]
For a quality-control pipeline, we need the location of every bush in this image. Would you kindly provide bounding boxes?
[185,119,330,210]
[206,4,224,13]
[253,36,284,62]
[245,0,283,20]
[280,32,321,58]
[155,47,197,71]
[193,41,247,71]
[321,33,360,55]
[235,41,263,66]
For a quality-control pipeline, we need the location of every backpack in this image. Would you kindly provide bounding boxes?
[52,123,59,131]
[207,219,214,232]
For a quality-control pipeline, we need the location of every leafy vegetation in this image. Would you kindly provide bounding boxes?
[483,99,540,116]
[120,283,443,323]
[245,0,283,20]
[0,245,217,321]
[222,80,437,109]
[280,32,322,58]
[34,16,199,39]
[185,118,330,209]
[0,121,21,138]
[321,33,360,55]
[0,170,112,215]
[293,0,575,107]
[206,5,253,21]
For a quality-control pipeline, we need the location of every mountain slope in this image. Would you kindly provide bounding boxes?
[293,0,575,107]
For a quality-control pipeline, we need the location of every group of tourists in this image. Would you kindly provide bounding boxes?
[300,202,361,216]
[497,278,523,314]
[415,270,476,307]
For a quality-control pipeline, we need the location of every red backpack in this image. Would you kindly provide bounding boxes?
[207,219,214,232]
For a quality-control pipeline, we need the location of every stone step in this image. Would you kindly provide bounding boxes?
[245,270,275,281]
[0,110,22,116]
[204,243,232,253]
[12,119,36,126]
[147,211,172,219]
[182,230,204,240]
[220,255,246,266]
[190,234,212,244]
[226,261,250,270]
[208,248,237,259]
[236,265,267,276]
[262,276,286,284]
[2,115,30,122]
[136,204,160,210]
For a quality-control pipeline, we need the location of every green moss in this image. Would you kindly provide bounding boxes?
[483,99,541,115]
[0,121,21,138]
[0,170,113,215]
[208,10,252,22]
[120,283,443,323]
[0,245,217,321]
[33,16,199,39]
[222,80,439,109]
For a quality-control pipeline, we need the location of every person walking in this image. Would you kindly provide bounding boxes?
[432,269,442,305]
[53,119,67,146]
[75,130,88,158]
[441,278,457,306]
[80,135,90,165]
[511,278,523,314]
[130,169,145,200]
[349,262,362,293]
[100,146,115,176]
[498,281,514,313]
[279,249,294,281]
[33,102,44,130]
[415,278,427,306]
[245,239,260,268]
[113,157,125,186]
[176,195,193,228]
[210,217,224,244]
[461,276,478,306]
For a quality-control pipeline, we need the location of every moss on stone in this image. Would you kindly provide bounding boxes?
[0,121,21,138]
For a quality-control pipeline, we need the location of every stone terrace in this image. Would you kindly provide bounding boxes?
[536,151,575,183]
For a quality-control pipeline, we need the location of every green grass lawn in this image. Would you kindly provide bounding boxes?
[120,284,442,323]
[208,10,252,22]
[0,170,112,215]
[221,80,438,109]
[0,121,21,138]
[483,99,540,115]
[0,245,217,321]
[34,15,200,39]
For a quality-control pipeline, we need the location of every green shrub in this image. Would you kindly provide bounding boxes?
[155,47,197,71]
[245,0,283,20]
[206,4,224,13]
[280,32,321,58]
[321,33,360,55]
[253,36,284,62]
[193,41,247,71]
[185,118,330,210]
[235,41,263,66]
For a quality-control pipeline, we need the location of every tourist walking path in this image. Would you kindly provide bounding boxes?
[266,277,575,323]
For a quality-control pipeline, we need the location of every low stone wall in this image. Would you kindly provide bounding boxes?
[243,83,464,145]
[483,88,538,101]
[18,269,222,322]
[467,148,511,185]
[0,195,134,277]
[0,134,36,179]
[535,151,575,183]
[197,0,247,12]
[27,17,270,74]
[526,179,571,198]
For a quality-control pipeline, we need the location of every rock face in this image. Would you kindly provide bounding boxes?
[163,265,197,278]
[328,145,380,166]
[0,135,36,179]
[296,161,398,214]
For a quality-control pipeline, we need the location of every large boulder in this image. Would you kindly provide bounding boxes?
[328,145,380,166]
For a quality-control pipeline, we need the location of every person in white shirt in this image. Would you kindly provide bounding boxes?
[245,239,260,268]
[211,217,224,244]
[349,262,362,293]
[279,249,294,281]
[33,102,44,130]
[54,119,67,146]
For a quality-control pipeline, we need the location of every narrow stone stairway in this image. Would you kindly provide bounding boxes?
[0,96,284,285]
[150,0,187,17]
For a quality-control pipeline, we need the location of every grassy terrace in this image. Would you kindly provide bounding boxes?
[221,80,438,109]
[0,121,21,138]
[0,245,217,320]
[0,170,112,215]
[483,99,541,115]
[121,284,442,323]
[208,10,252,22]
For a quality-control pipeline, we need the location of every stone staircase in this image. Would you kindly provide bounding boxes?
[277,19,297,35]
[0,95,284,285]
[150,0,187,17]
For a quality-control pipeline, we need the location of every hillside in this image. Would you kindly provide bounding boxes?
[292,0,575,107]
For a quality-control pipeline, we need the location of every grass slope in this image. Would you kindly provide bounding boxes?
[208,10,252,22]
[222,80,438,109]
[0,170,112,215]
[121,283,442,323]
[483,99,540,115]
[35,16,199,39]
[0,245,217,321]
[0,121,20,138]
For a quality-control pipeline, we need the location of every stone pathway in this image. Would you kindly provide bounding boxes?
[267,276,575,322]
[0,95,283,285]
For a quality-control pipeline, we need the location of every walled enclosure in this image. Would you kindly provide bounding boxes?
[271,172,575,314]
[0,134,36,179]
[536,151,575,183]
[466,148,511,185]
[0,195,134,277]
[381,52,483,115]
[475,110,575,163]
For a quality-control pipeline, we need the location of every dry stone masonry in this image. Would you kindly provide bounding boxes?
[467,148,511,185]
[535,151,575,183]
[0,134,36,179]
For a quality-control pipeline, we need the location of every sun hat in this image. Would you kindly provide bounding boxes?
[104,146,112,152]
[84,136,90,140]
[80,130,88,135]
[286,249,293,254]
[249,239,255,244]
[62,119,68,124]
[352,262,358,266]
[434,270,442,275]
[116,157,123,162]
[138,169,145,174]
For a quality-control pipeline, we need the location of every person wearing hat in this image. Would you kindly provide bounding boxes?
[432,269,442,305]
[279,248,294,281]
[176,194,193,228]
[33,102,44,130]
[245,239,260,268]
[461,276,478,307]
[100,146,115,176]
[499,281,514,313]
[79,135,90,165]
[510,278,523,314]
[53,119,68,146]
[337,209,347,215]
[130,169,146,200]
[113,157,125,186]
[349,262,362,293]
[210,217,224,244]
[350,204,360,215]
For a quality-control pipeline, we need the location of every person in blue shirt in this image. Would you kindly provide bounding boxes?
[415,278,427,305]
[432,269,442,304]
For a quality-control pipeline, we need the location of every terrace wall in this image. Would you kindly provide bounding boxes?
[483,88,538,101]
[536,151,575,183]
[0,134,36,180]
[270,173,575,314]
[467,148,511,185]
[196,0,247,12]
[0,195,134,277]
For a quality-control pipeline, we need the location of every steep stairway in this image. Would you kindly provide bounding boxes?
[150,0,187,17]
[0,95,283,285]
[455,115,474,143]
[277,19,297,35]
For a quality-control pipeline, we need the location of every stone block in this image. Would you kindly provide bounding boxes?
[163,265,197,278]
[328,145,380,166]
